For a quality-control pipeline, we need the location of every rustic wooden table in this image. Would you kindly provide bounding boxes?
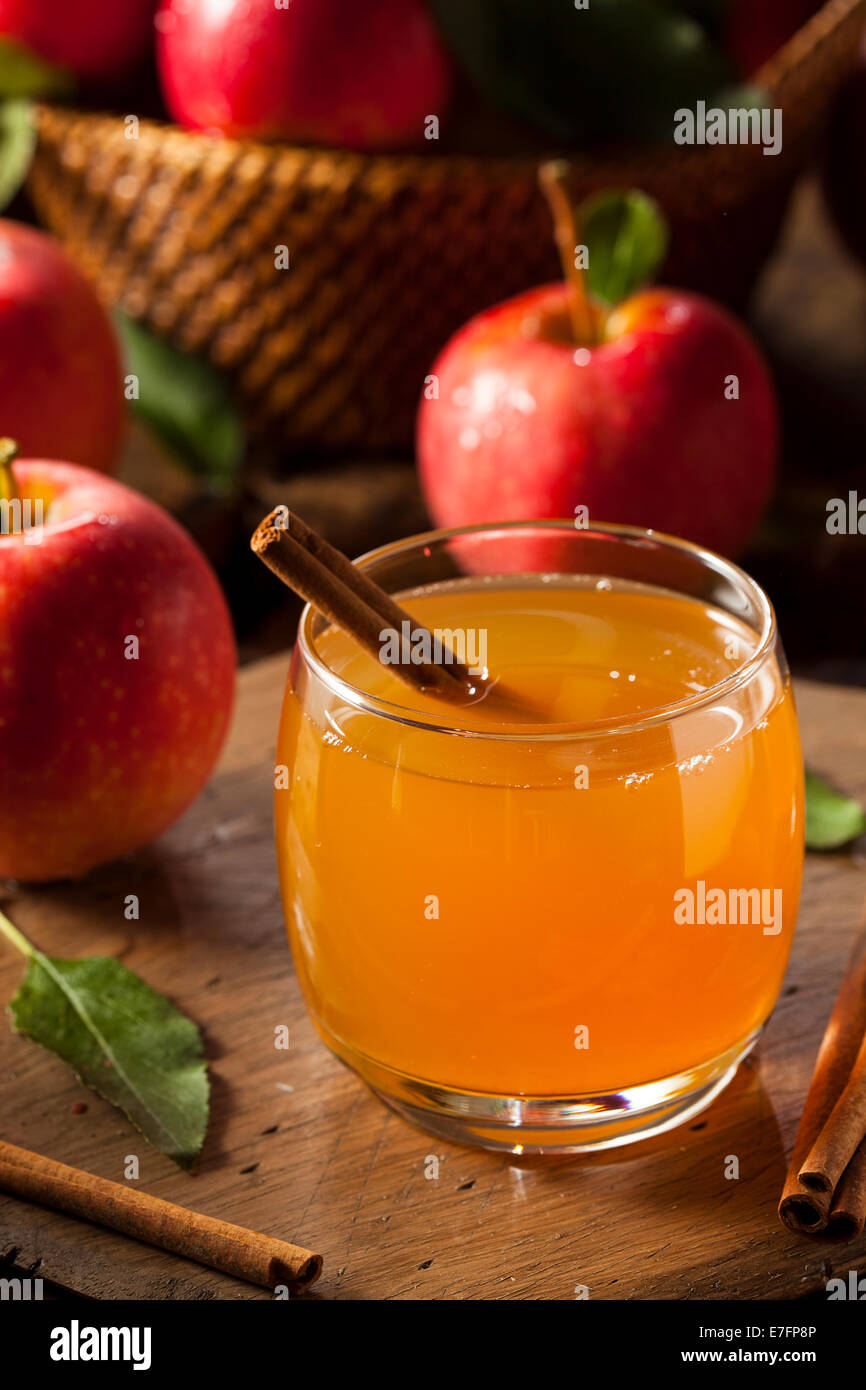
[0,659,864,1301]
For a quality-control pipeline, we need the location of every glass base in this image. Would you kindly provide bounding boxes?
[325,1027,763,1153]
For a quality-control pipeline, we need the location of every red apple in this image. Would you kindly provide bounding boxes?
[0,454,235,882]
[725,0,822,77]
[155,0,453,149]
[417,284,778,559]
[0,222,124,474]
[0,0,156,80]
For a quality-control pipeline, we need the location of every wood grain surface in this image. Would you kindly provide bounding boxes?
[0,660,864,1301]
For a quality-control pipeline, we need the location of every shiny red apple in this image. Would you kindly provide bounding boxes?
[155,0,453,149]
[417,283,778,558]
[0,454,236,882]
[0,0,156,80]
[0,222,124,474]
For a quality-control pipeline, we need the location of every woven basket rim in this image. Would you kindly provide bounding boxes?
[34,0,865,180]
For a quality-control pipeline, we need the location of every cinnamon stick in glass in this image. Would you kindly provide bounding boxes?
[251,507,480,702]
[0,1139,322,1291]
[250,507,545,723]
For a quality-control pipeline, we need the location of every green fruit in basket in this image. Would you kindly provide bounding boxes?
[430,0,745,143]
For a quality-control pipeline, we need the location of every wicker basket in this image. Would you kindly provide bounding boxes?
[26,0,866,455]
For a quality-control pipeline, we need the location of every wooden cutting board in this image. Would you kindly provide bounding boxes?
[0,659,864,1301]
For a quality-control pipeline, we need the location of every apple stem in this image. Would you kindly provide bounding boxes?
[539,161,599,347]
[0,437,19,504]
[0,908,35,959]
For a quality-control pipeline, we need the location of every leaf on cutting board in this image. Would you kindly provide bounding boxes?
[2,913,209,1168]
[805,769,866,851]
[581,190,669,306]
[116,312,245,490]
[0,36,74,99]
[429,0,737,143]
[0,99,35,212]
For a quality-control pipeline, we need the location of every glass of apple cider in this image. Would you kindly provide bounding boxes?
[275,521,804,1151]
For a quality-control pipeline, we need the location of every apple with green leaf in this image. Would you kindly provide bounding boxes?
[417,167,778,558]
[0,444,235,882]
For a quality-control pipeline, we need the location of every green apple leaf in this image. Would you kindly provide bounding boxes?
[0,99,35,212]
[116,313,245,491]
[429,0,736,142]
[0,911,209,1169]
[805,770,866,851]
[581,190,669,306]
[0,36,74,99]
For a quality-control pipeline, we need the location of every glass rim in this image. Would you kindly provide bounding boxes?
[295,519,779,741]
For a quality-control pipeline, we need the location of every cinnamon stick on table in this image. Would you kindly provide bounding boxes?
[779,902,866,1241]
[0,1140,322,1292]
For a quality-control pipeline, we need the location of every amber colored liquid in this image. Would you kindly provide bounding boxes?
[276,580,804,1096]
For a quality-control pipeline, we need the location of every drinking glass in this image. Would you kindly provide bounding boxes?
[275,522,804,1151]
